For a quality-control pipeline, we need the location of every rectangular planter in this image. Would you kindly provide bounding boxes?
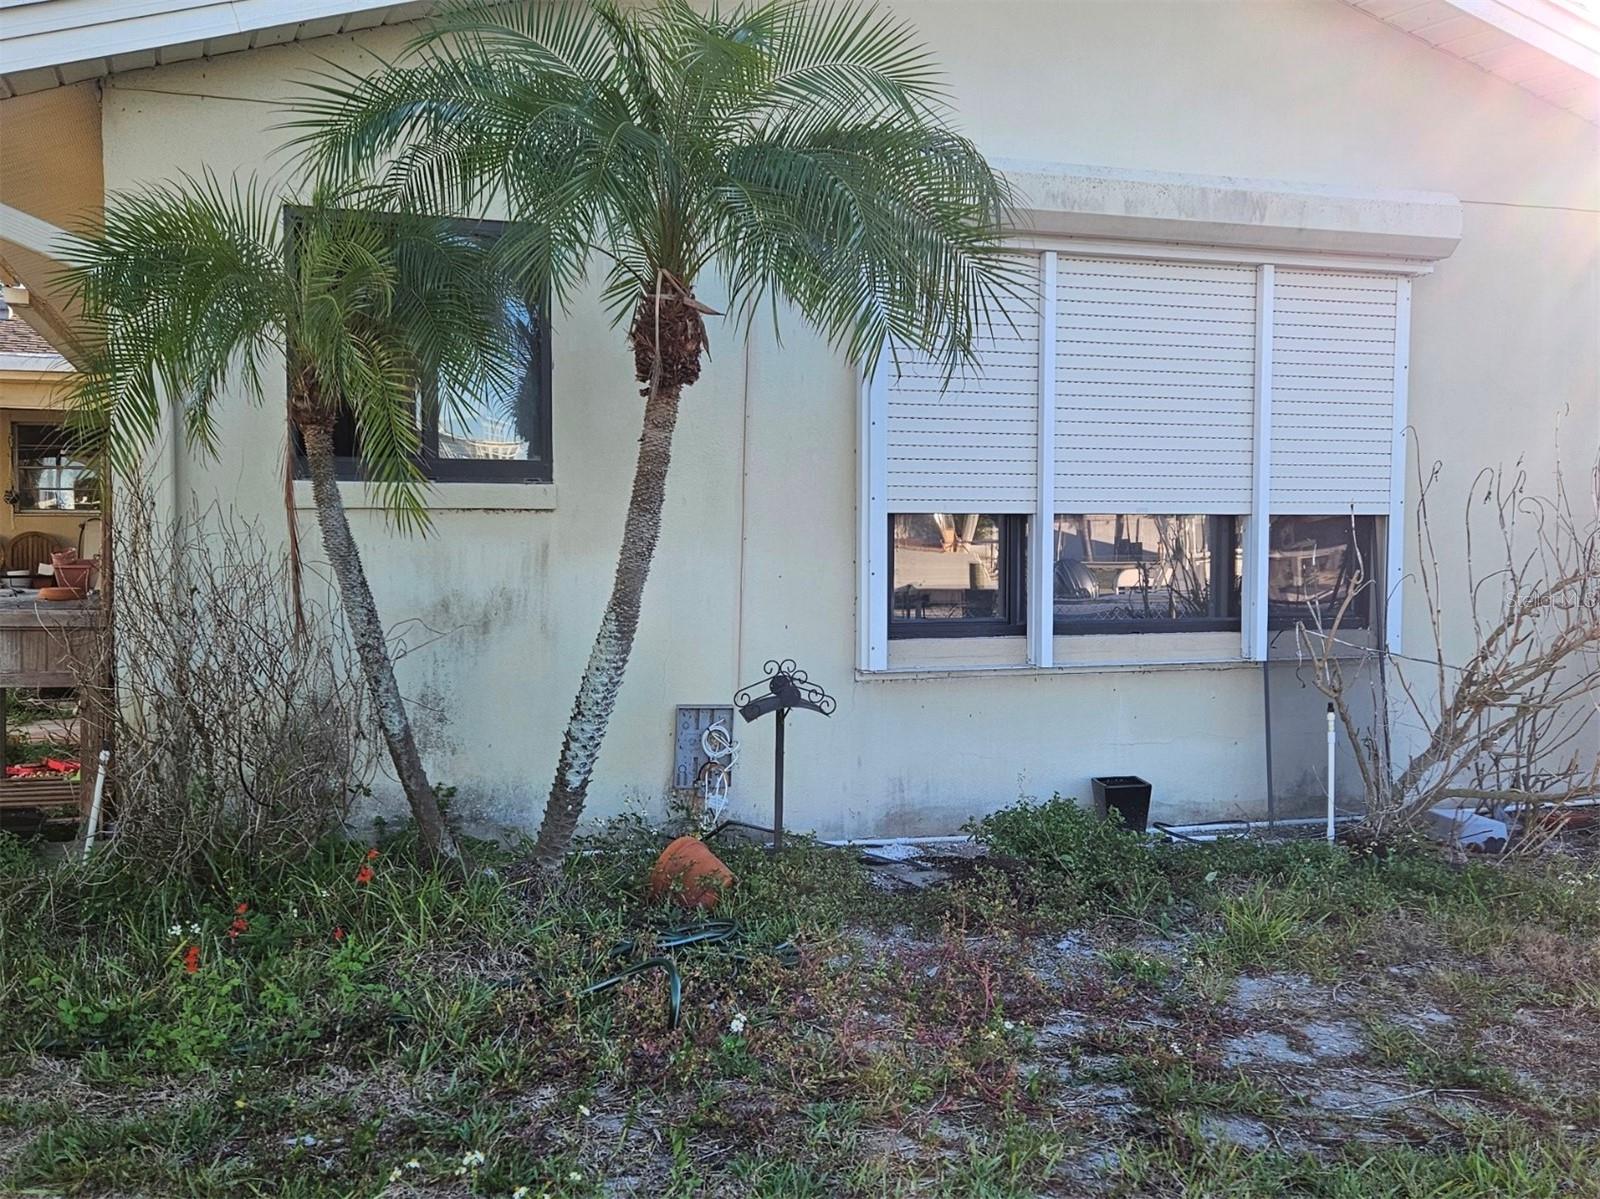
[1092,776,1152,833]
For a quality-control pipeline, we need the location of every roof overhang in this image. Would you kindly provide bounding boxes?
[1341,0,1600,122]
[0,0,432,96]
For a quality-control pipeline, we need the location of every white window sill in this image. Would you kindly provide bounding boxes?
[292,479,557,512]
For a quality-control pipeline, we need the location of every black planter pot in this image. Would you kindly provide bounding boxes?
[1092,776,1152,833]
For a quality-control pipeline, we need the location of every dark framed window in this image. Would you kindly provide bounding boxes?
[1267,515,1377,630]
[289,213,552,485]
[1052,514,1241,634]
[8,422,99,512]
[889,513,1027,638]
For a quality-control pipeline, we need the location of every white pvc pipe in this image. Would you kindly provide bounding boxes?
[80,748,111,864]
[1326,703,1337,843]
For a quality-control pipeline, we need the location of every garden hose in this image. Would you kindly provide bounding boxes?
[568,919,798,1029]
[576,956,683,1029]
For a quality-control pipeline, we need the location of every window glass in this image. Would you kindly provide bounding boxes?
[1267,515,1376,630]
[291,210,552,484]
[434,296,544,463]
[890,514,1025,635]
[10,424,98,512]
[1053,514,1240,633]
[893,514,1003,621]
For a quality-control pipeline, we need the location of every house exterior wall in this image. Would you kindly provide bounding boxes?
[97,0,1599,839]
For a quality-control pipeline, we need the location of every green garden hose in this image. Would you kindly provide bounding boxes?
[569,920,797,1029]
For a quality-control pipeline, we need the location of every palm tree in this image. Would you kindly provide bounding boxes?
[295,0,1018,870]
[59,175,524,868]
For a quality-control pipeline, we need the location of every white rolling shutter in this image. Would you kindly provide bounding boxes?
[1270,270,1400,513]
[883,266,1040,511]
[1054,258,1257,514]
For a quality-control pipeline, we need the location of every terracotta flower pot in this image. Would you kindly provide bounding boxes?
[52,559,95,593]
[647,835,735,910]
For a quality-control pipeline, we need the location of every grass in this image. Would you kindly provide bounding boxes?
[1,803,1597,1196]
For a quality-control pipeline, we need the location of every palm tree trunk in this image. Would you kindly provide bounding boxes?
[300,423,465,869]
[532,379,685,871]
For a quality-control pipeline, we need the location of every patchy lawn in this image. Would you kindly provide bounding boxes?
[2,802,1598,1198]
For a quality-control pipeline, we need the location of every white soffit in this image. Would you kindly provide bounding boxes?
[0,0,435,98]
[997,162,1464,265]
[1341,0,1600,123]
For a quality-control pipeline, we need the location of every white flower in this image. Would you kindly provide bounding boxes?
[728,1013,747,1035]
[1002,1020,1015,1032]
[567,1171,583,1182]
[577,1104,591,1118]
[462,1150,486,1168]
[388,1168,402,1183]
[168,924,183,938]
[406,1160,420,1170]
[512,1188,530,1199]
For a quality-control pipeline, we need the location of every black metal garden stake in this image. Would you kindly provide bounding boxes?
[735,659,834,851]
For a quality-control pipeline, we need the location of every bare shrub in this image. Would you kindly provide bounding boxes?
[1297,453,1600,844]
[75,490,371,875]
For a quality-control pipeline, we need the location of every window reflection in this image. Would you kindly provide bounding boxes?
[1267,515,1376,629]
[435,297,541,461]
[1053,514,1240,632]
[892,513,1005,622]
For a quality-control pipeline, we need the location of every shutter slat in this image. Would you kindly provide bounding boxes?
[1270,269,1399,510]
[1055,258,1256,512]
[885,259,1041,508]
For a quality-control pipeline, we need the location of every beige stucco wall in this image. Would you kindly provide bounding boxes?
[97,0,1599,838]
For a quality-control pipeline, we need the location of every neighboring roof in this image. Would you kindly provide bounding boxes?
[1340,0,1600,121]
[0,311,56,355]
[0,0,431,97]
[0,313,71,372]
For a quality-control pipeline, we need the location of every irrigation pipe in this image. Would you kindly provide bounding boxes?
[79,748,111,864]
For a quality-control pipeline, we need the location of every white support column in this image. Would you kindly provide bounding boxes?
[1244,263,1275,660]
[858,366,890,671]
[1030,252,1058,667]
[1385,277,1412,656]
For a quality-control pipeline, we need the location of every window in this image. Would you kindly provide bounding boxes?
[859,249,1411,670]
[290,214,552,484]
[8,423,99,512]
[1267,515,1377,630]
[889,513,1026,637]
[1053,514,1241,633]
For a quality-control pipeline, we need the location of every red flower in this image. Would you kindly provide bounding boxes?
[235,902,249,915]
[183,944,201,973]
[227,916,249,940]
[332,926,346,942]
[365,847,380,861]
[354,865,374,886]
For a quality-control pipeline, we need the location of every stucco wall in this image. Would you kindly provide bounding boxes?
[98,0,1599,838]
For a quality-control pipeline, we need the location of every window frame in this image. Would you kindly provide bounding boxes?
[887,513,1028,640]
[285,209,554,486]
